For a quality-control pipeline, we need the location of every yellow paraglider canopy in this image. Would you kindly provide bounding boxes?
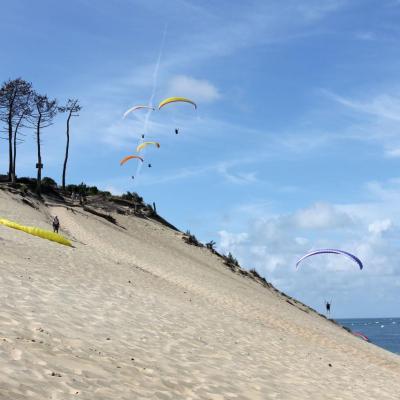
[0,218,72,247]
[158,97,197,110]
[136,141,160,152]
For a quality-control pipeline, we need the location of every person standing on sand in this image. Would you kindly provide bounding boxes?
[52,216,60,233]
[325,300,332,318]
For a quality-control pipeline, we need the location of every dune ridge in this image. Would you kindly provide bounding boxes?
[1,186,399,399]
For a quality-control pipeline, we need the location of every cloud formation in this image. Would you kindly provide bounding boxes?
[216,182,400,317]
[167,75,220,103]
[294,203,353,230]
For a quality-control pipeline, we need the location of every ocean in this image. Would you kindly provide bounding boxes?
[336,318,400,355]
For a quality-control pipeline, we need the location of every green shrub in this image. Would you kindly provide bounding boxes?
[183,230,203,247]
[42,177,57,187]
[223,252,240,267]
[206,240,216,251]
[121,191,143,203]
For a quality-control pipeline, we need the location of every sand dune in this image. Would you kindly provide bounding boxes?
[1,187,399,399]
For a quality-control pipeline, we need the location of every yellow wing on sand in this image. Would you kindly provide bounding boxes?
[0,218,72,247]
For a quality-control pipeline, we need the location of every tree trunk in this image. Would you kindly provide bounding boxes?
[12,116,23,184]
[62,112,71,190]
[7,90,18,183]
[36,116,42,195]
[12,128,16,184]
[8,111,13,182]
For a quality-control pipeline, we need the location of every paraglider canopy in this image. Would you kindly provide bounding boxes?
[354,332,370,342]
[123,105,155,119]
[120,155,144,165]
[296,249,363,270]
[158,97,197,110]
[136,141,160,152]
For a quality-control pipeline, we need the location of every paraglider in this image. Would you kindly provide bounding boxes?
[354,332,370,342]
[123,105,155,119]
[158,97,197,110]
[136,141,160,152]
[0,218,72,247]
[120,155,144,166]
[296,249,363,270]
[118,96,197,182]
[325,300,332,317]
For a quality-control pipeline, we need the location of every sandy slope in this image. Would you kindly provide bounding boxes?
[1,188,400,400]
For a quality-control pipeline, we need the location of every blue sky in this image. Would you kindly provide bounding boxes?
[2,0,400,318]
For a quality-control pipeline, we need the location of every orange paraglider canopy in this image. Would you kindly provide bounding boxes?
[120,155,144,165]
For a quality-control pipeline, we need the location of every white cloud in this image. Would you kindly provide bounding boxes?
[294,202,353,229]
[214,182,400,317]
[295,237,309,245]
[316,89,400,158]
[218,230,249,253]
[365,179,400,203]
[216,163,258,185]
[384,148,400,158]
[326,91,400,122]
[368,219,392,236]
[167,75,220,103]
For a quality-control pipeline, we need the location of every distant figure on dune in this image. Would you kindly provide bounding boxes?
[79,194,86,206]
[325,300,332,318]
[53,216,60,233]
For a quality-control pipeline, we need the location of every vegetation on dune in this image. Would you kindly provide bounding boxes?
[181,229,273,290]
[0,77,81,194]
[183,230,204,247]
[0,78,318,319]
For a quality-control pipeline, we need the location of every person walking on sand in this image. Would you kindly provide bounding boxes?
[52,216,60,233]
[325,300,332,318]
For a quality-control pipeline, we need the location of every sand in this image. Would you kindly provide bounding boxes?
[1,187,400,399]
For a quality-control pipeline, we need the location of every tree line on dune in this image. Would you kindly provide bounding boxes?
[0,77,80,194]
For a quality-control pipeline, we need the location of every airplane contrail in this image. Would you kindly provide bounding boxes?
[135,24,168,183]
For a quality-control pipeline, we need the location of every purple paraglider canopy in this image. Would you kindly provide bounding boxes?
[296,249,363,270]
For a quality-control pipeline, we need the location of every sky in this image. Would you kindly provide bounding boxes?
[1,0,400,318]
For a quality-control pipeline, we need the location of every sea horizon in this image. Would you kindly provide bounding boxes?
[336,317,400,355]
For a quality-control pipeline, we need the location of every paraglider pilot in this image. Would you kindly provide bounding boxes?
[175,128,179,135]
[53,216,60,234]
[325,300,332,317]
